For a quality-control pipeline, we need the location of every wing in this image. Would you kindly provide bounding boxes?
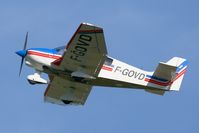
[53,23,107,77]
[44,76,92,105]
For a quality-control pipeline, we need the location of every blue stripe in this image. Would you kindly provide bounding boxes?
[176,60,188,73]
[146,75,169,82]
[146,59,188,83]
[28,48,58,54]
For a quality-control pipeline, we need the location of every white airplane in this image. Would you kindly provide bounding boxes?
[16,23,188,105]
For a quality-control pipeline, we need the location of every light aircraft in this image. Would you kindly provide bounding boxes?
[16,23,188,105]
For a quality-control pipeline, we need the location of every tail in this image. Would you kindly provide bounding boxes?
[166,57,188,91]
[146,57,188,93]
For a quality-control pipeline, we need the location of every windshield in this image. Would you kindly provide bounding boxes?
[54,46,65,55]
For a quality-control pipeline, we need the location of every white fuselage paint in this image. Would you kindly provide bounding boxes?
[24,49,186,92]
[25,50,61,71]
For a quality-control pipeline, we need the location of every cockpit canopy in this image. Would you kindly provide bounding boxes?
[54,46,66,55]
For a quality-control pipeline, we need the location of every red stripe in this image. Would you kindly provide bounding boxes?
[66,24,83,49]
[53,57,63,66]
[66,25,103,49]
[102,66,113,71]
[55,24,84,66]
[78,29,103,33]
[145,68,187,86]
[145,78,171,86]
[174,68,186,81]
[28,51,61,60]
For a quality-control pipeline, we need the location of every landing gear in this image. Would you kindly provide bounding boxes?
[27,71,48,85]
[62,100,73,104]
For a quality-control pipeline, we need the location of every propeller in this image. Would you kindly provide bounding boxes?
[16,32,28,76]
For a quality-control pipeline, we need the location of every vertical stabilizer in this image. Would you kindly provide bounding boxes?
[145,57,188,92]
[168,57,188,91]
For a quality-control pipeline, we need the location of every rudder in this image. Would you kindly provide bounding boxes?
[167,57,188,91]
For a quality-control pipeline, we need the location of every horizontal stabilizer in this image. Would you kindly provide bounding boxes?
[153,62,177,81]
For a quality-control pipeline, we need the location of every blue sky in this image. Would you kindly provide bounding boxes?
[0,0,198,132]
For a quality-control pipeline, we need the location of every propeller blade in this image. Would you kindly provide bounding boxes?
[19,57,24,76]
[18,32,28,76]
[23,32,28,50]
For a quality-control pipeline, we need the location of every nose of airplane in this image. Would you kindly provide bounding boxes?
[15,50,27,58]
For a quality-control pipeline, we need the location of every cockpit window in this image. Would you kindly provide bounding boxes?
[104,57,113,66]
[54,46,66,55]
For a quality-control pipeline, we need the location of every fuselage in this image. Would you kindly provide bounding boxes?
[22,47,153,89]
[17,46,187,92]
[25,47,63,71]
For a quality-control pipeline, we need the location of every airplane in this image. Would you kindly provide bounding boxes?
[16,23,188,105]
